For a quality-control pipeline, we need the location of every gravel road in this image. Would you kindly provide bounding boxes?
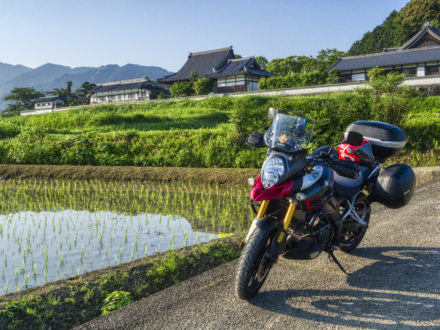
[77,177,440,330]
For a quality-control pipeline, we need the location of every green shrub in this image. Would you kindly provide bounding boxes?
[101,291,133,316]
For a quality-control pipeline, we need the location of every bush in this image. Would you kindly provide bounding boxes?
[259,72,327,90]
[170,81,193,97]
[193,77,214,95]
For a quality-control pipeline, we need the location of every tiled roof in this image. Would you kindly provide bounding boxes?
[158,47,235,83]
[327,46,440,72]
[91,79,169,94]
[32,95,77,103]
[398,23,440,50]
[206,57,275,78]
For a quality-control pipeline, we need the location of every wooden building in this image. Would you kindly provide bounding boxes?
[327,22,440,82]
[206,57,274,93]
[158,46,274,93]
[89,77,169,104]
[32,95,77,110]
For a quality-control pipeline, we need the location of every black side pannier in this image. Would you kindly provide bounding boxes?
[369,164,416,209]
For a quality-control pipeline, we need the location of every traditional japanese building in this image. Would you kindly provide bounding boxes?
[158,46,274,93]
[206,56,275,93]
[328,22,440,82]
[32,95,77,110]
[89,77,169,104]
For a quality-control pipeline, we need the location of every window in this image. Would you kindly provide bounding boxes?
[426,65,439,76]
[402,67,417,76]
[417,67,425,77]
[352,73,366,81]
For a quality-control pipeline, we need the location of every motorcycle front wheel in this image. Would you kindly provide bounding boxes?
[235,228,274,300]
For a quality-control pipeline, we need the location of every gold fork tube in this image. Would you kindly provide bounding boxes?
[283,203,297,231]
[256,200,270,218]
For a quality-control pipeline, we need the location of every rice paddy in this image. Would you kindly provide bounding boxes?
[0,179,251,295]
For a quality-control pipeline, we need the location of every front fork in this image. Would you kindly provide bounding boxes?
[245,200,297,260]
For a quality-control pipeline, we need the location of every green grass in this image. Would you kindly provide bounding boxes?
[0,93,439,167]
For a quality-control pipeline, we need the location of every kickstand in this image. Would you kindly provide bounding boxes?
[327,249,348,275]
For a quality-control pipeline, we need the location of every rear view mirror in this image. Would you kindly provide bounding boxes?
[268,107,278,121]
[346,131,363,146]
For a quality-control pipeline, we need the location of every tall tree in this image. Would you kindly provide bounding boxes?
[75,82,97,97]
[67,81,72,99]
[2,87,44,114]
[255,56,268,70]
[48,87,68,96]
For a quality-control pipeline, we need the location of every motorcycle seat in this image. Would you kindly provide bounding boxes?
[333,166,371,198]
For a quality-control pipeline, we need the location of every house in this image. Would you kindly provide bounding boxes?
[327,22,440,82]
[158,46,274,93]
[89,77,170,104]
[32,95,77,110]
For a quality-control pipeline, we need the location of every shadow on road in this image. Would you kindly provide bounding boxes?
[250,246,440,328]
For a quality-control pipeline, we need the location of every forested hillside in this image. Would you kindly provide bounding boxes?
[348,0,440,55]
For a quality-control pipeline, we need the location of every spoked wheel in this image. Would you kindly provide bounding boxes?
[340,195,370,253]
[235,228,274,300]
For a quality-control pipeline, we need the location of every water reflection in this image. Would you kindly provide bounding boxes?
[0,209,214,295]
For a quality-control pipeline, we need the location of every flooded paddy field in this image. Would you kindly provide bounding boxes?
[0,179,252,295]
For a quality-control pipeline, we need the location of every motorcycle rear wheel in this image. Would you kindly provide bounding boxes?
[340,195,370,253]
[235,228,274,300]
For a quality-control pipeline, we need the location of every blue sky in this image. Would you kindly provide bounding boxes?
[0,0,410,71]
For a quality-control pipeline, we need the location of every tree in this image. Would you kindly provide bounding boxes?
[366,67,406,94]
[266,55,318,76]
[193,77,214,95]
[326,68,343,84]
[169,81,193,97]
[316,49,345,71]
[189,69,199,82]
[75,82,97,97]
[255,56,268,70]
[67,81,72,99]
[2,87,44,114]
[48,87,68,96]
[234,54,242,59]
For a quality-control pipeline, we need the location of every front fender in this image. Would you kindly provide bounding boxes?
[245,216,288,262]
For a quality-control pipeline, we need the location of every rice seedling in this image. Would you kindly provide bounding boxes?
[0,178,250,295]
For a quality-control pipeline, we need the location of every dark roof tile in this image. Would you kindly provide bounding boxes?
[206,57,275,78]
[90,79,169,94]
[327,46,440,72]
[158,47,235,83]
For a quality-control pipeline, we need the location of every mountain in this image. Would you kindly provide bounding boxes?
[0,63,173,111]
[0,62,32,85]
[347,0,440,56]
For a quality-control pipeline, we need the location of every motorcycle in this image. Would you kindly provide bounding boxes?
[235,107,416,300]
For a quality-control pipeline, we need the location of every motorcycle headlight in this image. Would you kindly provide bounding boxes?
[261,157,285,189]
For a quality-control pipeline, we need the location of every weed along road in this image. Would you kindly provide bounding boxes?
[77,178,440,330]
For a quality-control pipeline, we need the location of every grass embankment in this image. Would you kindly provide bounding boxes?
[0,92,439,168]
[0,235,244,330]
[0,164,259,185]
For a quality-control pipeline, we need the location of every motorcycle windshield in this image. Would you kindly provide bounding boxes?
[264,113,315,153]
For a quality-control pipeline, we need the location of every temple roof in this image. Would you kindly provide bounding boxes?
[387,22,440,51]
[32,95,77,103]
[206,57,275,78]
[327,45,440,72]
[158,47,235,83]
[91,78,169,94]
